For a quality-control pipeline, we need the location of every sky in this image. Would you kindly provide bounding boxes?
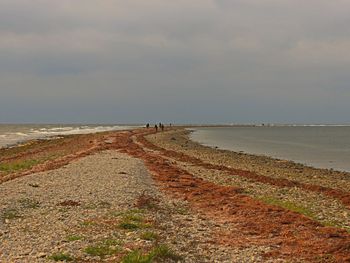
[1,0,350,124]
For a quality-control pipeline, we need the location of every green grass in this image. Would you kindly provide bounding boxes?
[79,220,98,227]
[19,198,40,209]
[117,210,151,231]
[123,213,143,222]
[110,209,145,217]
[259,196,316,219]
[140,231,158,241]
[84,239,121,258]
[119,222,141,230]
[66,235,83,242]
[49,252,74,261]
[121,245,181,263]
[174,206,189,215]
[0,159,40,173]
[2,208,21,221]
[98,201,112,208]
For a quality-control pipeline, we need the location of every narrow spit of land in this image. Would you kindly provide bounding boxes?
[0,128,349,262]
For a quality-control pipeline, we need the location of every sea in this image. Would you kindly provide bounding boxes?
[0,124,137,149]
[190,126,350,172]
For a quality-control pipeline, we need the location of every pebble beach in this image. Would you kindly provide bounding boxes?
[0,128,349,262]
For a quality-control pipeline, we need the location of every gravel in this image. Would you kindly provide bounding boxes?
[0,150,272,262]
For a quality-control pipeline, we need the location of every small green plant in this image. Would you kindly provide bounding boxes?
[117,210,151,231]
[119,222,140,230]
[151,245,182,261]
[98,201,112,208]
[58,207,69,213]
[49,252,74,261]
[174,206,189,215]
[121,250,148,263]
[121,245,181,263]
[66,235,83,242]
[80,220,98,227]
[123,213,143,222]
[140,231,158,241]
[84,239,121,258]
[19,198,40,209]
[2,208,20,221]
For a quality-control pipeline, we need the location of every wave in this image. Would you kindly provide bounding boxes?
[0,125,137,149]
[14,132,29,136]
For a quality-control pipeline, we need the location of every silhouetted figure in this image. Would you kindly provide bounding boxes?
[146,123,150,128]
[155,125,158,132]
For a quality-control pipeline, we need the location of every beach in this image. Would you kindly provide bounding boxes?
[0,128,349,262]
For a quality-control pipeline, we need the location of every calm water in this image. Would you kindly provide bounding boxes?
[191,126,350,172]
[0,124,137,149]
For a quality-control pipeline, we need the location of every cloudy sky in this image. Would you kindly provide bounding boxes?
[1,0,350,124]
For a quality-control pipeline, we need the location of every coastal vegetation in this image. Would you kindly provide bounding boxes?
[49,252,74,262]
[0,159,40,173]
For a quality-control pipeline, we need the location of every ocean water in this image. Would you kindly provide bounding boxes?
[0,124,137,149]
[190,126,350,172]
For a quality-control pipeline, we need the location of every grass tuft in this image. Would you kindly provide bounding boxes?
[80,220,98,227]
[140,231,158,241]
[84,239,121,258]
[2,208,21,221]
[119,222,140,230]
[117,210,151,231]
[49,252,74,261]
[121,245,181,263]
[19,198,40,209]
[66,235,83,242]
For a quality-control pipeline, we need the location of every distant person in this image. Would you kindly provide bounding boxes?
[155,124,158,132]
[146,123,150,128]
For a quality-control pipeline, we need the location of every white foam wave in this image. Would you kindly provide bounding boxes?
[0,125,137,149]
[15,132,29,136]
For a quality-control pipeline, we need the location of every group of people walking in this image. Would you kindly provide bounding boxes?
[146,122,170,132]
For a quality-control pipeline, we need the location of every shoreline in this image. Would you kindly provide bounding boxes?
[169,129,350,180]
[0,127,349,262]
[145,129,350,225]
[0,124,138,150]
[188,127,350,173]
[189,130,350,174]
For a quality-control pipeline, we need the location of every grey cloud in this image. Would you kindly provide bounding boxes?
[0,0,350,123]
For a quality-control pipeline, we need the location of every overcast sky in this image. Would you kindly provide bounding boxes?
[1,0,350,124]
